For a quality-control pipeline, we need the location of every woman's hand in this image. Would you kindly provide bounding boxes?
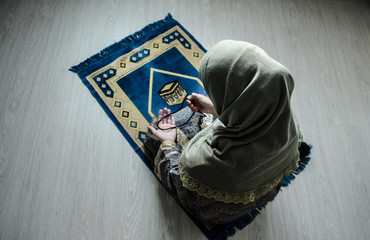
[147,108,177,143]
[186,93,218,117]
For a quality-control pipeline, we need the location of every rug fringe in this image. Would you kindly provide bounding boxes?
[69,13,174,73]
[215,144,312,240]
[281,144,312,187]
[214,208,264,240]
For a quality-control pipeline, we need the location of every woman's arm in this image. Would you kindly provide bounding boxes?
[147,108,179,191]
[147,108,177,143]
[186,93,218,117]
[154,140,181,192]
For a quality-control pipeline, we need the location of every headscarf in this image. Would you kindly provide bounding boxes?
[179,40,301,204]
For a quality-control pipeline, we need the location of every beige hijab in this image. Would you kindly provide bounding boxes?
[179,40,301,204]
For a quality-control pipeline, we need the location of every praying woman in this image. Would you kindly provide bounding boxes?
[145,40,310,224]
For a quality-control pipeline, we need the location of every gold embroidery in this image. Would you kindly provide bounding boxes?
[154,140,178,179]
[179,134,304,205]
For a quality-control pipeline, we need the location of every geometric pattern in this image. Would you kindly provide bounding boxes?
[162,30,191,50]
[80,24,206,154]
[153,43,160,49]
[121,110,130,119]
[69,12,207,167]
[113,99,122,109]
[130,48,150,63]
[71,15,207,163]
[129,119,138,129]
[137,130,147,144]
[92,68,116,98]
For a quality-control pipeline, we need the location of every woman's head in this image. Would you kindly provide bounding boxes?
[199,40,294,128]
[180,40,300,198]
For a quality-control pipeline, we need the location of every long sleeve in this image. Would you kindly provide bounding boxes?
[146,108,281,224]
[153,140,182,193]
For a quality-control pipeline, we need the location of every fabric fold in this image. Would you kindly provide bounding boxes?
[179,40,301,201]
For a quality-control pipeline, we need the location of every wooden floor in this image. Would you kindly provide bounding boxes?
[1,0,369,239]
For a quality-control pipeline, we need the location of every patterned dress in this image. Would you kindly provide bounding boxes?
[145,107,281,224]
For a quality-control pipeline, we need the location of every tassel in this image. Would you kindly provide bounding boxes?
[69,13,174,73]
[212,208,264,240]
[282,144,312,187]
[215,144,312,239]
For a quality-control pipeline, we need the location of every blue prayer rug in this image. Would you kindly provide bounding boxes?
[70,14,206,168]
[70,14,311,240]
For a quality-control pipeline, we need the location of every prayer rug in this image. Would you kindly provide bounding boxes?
[70,14,206,169]
[70,14,311,240]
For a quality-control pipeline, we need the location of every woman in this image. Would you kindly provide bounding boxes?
[146,40,309,224]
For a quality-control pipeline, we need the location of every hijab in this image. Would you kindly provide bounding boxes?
[179,40,301,204]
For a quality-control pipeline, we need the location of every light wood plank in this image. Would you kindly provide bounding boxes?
[0,0,369,239]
